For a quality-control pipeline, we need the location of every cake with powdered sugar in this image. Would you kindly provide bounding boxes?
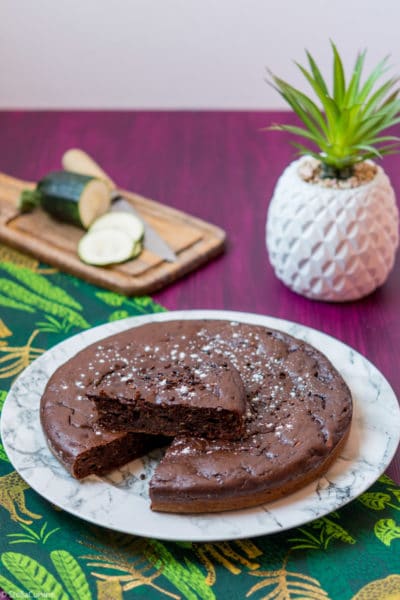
[40,319,352,512]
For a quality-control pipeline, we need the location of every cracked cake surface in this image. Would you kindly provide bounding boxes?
[40,319,352,511]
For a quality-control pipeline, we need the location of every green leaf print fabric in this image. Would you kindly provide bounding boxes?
[0,250,399,600]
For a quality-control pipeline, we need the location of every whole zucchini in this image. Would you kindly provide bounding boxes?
[19,170,111,229]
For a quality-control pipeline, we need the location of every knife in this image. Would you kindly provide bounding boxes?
[62,149,177,262]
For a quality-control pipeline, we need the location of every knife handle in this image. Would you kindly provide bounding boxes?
[62,149,116,191]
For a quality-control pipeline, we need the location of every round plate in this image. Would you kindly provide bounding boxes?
[1,310,399,542]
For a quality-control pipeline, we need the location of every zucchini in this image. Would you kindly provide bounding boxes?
[78,228,142,266]
[19,171,111,229]
[89,211,144,242]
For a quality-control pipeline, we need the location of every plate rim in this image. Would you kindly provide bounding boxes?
[1,309,400,542]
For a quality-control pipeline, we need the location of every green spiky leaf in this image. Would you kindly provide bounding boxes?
[267,42,400,176]
[331,41,346,106]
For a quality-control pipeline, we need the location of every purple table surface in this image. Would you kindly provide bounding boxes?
[0,110,399,484]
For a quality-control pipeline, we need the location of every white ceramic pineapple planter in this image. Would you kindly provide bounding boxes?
[266,157,399,301]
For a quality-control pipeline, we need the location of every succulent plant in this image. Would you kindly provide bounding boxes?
[268,42,400,179]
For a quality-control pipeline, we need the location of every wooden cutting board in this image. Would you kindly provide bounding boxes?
[0,173,226,295]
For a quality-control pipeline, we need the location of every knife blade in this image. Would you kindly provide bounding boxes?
[62,149,177,262]
[109,194,177,262]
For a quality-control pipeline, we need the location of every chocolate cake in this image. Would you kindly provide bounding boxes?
[87,353,246,439]
[40,319,352,512]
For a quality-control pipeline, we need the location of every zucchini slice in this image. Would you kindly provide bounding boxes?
[90,211,144,242]
[19,171,111,229]
[78,228,141,266]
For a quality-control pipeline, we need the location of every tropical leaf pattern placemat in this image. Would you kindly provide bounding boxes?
[0,245,399,600]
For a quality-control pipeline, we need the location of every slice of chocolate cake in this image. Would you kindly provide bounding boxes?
[87,353,246,440]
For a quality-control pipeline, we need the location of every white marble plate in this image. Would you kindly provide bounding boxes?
[1,310,399,542]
